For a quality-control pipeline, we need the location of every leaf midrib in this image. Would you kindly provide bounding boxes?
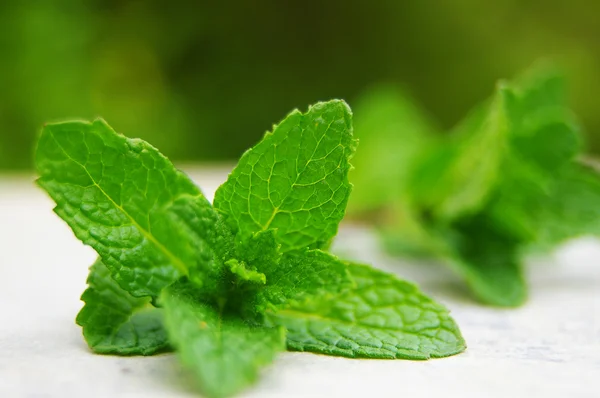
[47,128,188,275]
[261,114,339,232]
[270,308,455,338]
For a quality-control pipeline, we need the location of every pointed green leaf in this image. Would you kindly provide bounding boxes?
[265,263,465,359]
[446,255,526,307]
[509,63,567,115]
[410,87,509,221]
[232,229,281,276]
[444,70,575,303]
[76,259,170,355]
[225,259,266,285]
[390,67,582,306]
[161,281,285,398]
[442,216,527,307]
[214,100,357,252]
[504,66,579,176]
[532,163,600,246]
[487,74,582,241]
[35,119,218,297]
[253,248,353,313]
[167,194,236,293]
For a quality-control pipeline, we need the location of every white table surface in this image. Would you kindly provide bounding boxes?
[1,167,598,398]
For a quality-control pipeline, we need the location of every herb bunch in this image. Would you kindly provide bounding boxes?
[36,100,465,397]
[349,65,600,307]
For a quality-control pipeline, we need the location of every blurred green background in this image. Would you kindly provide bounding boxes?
[1,0,599,170]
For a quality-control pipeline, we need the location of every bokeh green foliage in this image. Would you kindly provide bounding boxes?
[1,0,599,169]
[348,64,600,306]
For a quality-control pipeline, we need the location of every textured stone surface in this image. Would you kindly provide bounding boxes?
[1,168,598,397]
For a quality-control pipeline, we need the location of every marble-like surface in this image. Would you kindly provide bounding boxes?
[0,168,598,398]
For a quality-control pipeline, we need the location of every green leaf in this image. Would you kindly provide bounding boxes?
[265,263,465,359]
[486,155,557,241]
[253,249,353,313]
[232,229,281,277]
[442,216,527,307]
[213,100,357,252]
[167,194,237,293]
[380,67,585,306]
[35,119,218,297]
[509,115,580,174]
[348,85,437,216]
[446,255,525,307]
[509,63,567,114]
[410,87,509,221]
[221,229,282,287]
[225,259,266,285]
[487,81,582,241]
[409,68,575,226]
[443,70,575,304]
[504,65,579,174]
[76,259,171,355]
[532,163,600,246]
[161,281,286,398]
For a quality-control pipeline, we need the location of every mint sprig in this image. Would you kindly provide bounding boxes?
[349,64,600,307]
[160,280,286,398]
[76,259,170,355]
[36,100,465,397]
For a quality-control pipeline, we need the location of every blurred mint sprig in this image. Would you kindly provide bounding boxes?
[349,64,600,307]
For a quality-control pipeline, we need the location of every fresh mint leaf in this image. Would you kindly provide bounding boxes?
[232,230,281,277]
[265,263,465,359]
[168,200,276,288]
[36,119,218,297]
[443,216,527,307]
[357,65,590,307]
[532,163,600,247]
[213,100,357,252]
[410,86,509,221]
[486,76,582,241]
[76,259,171,355]
[453,68,579,305]
[161,281,286,398]
[225,259,266,285]
[414,73,571,306]
[166,194,236,293]
[253,249,353,313]
[508,64,567,117]
[218,230,353,320]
